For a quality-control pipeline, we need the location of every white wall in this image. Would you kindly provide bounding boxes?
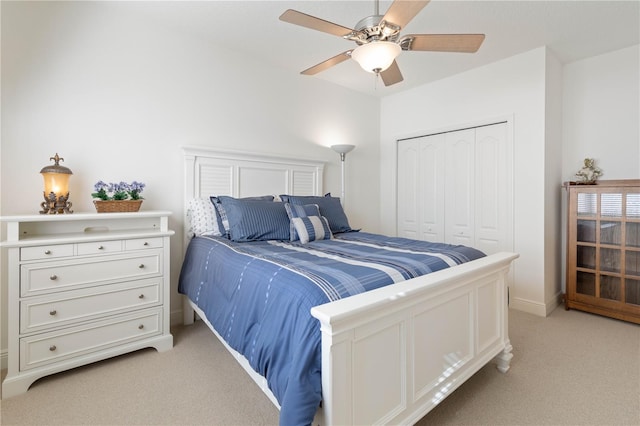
[544,49,564,310]
[0,2,381,363]
[381,47,553,316]
[562,45,640,180]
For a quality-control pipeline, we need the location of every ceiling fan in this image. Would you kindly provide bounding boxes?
[279,0,485,87]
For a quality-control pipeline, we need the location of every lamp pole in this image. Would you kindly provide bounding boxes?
[331,144,355,205]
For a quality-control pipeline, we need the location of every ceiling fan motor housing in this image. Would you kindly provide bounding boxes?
[346,15,401,45]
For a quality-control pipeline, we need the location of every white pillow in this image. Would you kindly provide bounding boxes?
[186,198,221,238]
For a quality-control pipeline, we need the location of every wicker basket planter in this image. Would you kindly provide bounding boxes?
[93,200,142,213]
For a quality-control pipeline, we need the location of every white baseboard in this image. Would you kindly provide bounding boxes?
[510,297,548,317]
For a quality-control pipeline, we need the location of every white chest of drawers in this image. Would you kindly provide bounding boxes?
[1,211,174,398]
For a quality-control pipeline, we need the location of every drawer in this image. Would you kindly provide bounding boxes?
[77,240,123,255]
[21,251,162,297]
[21,244,74,261]
[20,278,162,334]
[125,237,163,251]
[20,308,162,370]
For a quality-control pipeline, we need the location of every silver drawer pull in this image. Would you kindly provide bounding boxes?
[49,274,58,281]
[49,345,57,352]
[49,310,57,316]
[143,242,149,246]
[138,264,145,269]
[138,294,145,299]
[138,324,144,330]
[44,250,51,255]
[98,245,104,250]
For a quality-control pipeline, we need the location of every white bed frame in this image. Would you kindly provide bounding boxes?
[182,146,518,425]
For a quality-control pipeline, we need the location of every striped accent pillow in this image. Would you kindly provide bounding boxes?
[216,196,289,242]
[280,194,352,234]
[284,203,321,241]
[291,215,332,244]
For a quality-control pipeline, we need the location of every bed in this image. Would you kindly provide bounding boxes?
[180,146,518,425]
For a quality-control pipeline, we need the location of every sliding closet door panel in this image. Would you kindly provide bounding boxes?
[445,129,475,246]
[419,135,445,242]
[475,123,508,255]
[397,140,420,238]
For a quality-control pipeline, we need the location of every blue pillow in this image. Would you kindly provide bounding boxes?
[211,195,274,238]
[280,194,352,234]
[216,196,289,242]
[291,215,332,244]
[284,203,321,241]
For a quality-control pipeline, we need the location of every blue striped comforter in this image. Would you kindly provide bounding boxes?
[178,232,484,426]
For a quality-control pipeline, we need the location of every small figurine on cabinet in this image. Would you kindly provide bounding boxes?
[575,158,602,184]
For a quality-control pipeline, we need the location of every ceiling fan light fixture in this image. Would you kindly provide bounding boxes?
[351,41,401,74]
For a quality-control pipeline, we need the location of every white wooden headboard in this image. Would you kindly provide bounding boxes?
[183,146,325,201]
[182,146,325,251]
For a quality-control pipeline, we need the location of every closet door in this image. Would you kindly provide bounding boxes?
[475,123,509,255]
[397,135,445,241]
[445,128,475,246]
[418,134,445,242]
[396,122,511,253]
[397,140,420,238]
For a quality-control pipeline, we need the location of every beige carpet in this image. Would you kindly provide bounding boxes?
[1,308,639,425]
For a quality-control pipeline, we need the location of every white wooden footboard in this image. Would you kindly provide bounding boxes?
[311,252,518,425]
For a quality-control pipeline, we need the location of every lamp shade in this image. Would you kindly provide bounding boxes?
[40,153,72,197]
[331,144,355,155]
[351,41,401,74]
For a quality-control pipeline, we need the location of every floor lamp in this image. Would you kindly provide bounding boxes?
[331,144,355,205]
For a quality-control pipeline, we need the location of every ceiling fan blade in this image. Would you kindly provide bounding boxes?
[301,51,352,76]
[382,0,430,29]
[280,9,353,37]
[380,60,404,86]
[402,34,485,52]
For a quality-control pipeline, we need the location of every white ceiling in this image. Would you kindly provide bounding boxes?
[132,0,640,97]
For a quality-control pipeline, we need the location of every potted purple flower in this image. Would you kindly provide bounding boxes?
[92,181,146,213]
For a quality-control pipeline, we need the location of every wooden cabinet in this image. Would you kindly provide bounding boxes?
[396,122,512,255]
[1,212,174,398]
[565,180,640,324]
